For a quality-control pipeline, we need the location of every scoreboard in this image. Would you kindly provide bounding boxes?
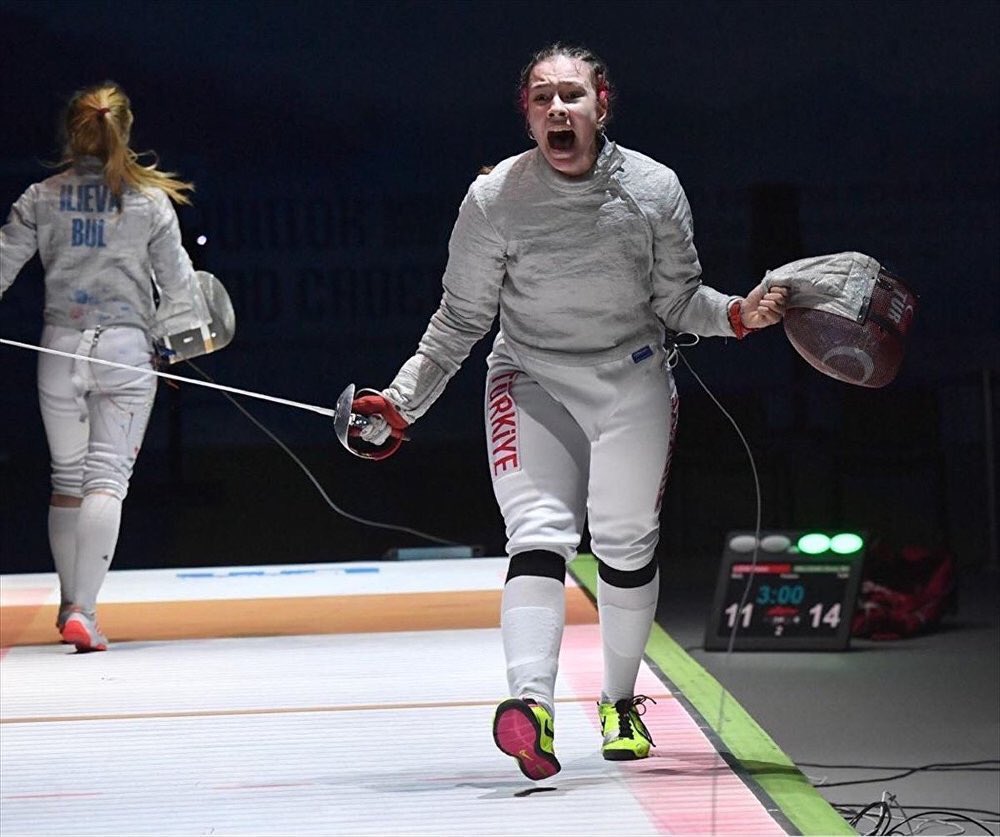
[704,530,865,651]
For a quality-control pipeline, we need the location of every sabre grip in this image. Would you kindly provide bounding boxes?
[350,392,409,446]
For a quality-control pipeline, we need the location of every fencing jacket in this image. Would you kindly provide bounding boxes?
[385,139,740,422]
[0,157,206,337]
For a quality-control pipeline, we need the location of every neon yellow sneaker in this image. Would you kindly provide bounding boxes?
[492,697,561,780]
[598,695,656,760]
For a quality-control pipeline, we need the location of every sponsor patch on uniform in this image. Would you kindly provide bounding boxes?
[631,345,654,363]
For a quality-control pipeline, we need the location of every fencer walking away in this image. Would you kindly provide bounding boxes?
[350,44,788,779]
[0,81,210,652]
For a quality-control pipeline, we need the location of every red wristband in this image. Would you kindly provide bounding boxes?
[728,299,755,340]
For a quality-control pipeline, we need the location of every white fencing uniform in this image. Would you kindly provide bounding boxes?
[1,157,206,335]
[383,140,752,712]
[486,334,678,571]
[1,157,208,625]
[374,137,751,712]
[38,324,156,500]
[1,156,207,500]
[382,138,737,570]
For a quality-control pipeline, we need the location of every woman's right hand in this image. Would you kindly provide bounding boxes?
[350,392,409,446]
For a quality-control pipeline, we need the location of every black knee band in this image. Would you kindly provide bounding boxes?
[505,550,566,584]
[598,556,658,588]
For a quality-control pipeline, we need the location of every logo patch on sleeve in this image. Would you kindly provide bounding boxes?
[631,345,654,363]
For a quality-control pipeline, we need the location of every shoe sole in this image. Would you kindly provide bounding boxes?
[61,621,107,653]
[602,748,649,761]
[492,699,561,781]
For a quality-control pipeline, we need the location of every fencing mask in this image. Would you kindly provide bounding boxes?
[154,270,236,363]
[761,252,917,388]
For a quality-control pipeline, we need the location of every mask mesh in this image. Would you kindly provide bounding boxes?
[783,270,917,388]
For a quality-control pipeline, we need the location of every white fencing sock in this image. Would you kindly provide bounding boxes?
[72,493,122,614]
[501,565,566,717]
[48,505,80,608]
[598,559,659,704]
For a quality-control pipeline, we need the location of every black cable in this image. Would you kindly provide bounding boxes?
[673,340,765,659]
[834,802,1000,823]
[809,760,1000,789]
[870,801,891,835]
[821,772,993,790]
[885,810,995,835]
[846,799,889,828]
[673,341,766,837]
[840,801,997,837]
[801,760,1000,771]
[184,359,463,547]
[795,759,1000,770]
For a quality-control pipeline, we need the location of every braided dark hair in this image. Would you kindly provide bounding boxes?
[517,43,614,124]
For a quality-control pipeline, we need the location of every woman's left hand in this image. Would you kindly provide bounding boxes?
[740,284,789,329]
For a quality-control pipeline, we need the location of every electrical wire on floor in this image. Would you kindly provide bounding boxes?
[671,334,763,835]
[184,359,462,547]
[803,759,1000,789]
[833,793,998,836]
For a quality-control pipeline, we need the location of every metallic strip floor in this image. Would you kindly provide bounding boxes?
[0,558,834,836]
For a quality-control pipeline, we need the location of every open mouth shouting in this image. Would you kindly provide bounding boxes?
[525,55,607,175]
[546,128,576,153]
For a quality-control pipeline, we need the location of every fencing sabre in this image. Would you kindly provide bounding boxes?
[0,336,373,458]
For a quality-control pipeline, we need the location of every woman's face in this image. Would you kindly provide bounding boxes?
[525,55,607,177]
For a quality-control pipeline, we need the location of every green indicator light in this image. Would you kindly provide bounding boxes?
[830,533,864,554]
[797,533,831,554]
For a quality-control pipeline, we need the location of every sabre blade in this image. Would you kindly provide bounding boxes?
[0,337,338,419]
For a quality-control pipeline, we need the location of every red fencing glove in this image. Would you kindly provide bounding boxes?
[350,392,409,446]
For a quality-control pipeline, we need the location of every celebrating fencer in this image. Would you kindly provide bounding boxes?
[349,43,789,779]
[0,81,220,652]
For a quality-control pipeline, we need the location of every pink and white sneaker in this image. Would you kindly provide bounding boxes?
[61,610,108,652]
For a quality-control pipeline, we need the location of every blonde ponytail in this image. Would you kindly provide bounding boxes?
[61,81,194,206]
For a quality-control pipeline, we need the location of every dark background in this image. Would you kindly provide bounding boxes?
[1,0,997,579]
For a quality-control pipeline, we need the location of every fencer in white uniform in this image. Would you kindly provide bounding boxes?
[0,82,209,652]
[350,45,788,778]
